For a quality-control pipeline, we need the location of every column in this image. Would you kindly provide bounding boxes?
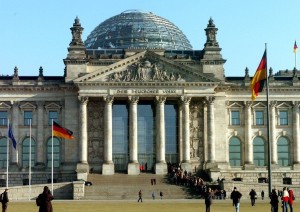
[244,101,254,169]
[155,96,167,174]
[293,101,300,168]
[102,95,114,175]
[207,96,216,163]
[76,97,89,180]
[36,101,45,167]
[270,101,277,164]
[180,96,192,172]
[11,102,19,167]
[127,96,139,175]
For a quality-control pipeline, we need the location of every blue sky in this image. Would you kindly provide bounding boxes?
[1,0,300,77]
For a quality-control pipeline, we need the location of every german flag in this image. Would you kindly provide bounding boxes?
[294,41,298,53]
[250,50,267,101]
[53,121,74,140]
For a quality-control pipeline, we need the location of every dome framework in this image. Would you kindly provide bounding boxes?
[84,10,193,50]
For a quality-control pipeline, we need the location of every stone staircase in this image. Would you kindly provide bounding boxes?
[83,173,193,200]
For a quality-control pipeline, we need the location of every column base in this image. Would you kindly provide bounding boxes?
[244,163,255,170]
[76,163,89,181]
[181,162,192,173]
[155,162,167,175]
[293,162,300,170]
[204,161,217,170]
[102,163,115,175]
[127,162,140,175]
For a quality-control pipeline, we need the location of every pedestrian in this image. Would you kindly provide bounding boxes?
[36,186,54,212]
[230,187,242,212]
[160,191,163,200]
[249,189,257,206]
[0,188,9,212]
[261,190,265,200]
[281,187,289,212]
[270,189,279,212]
[288,187,295,212]
[137,190,143,202]
[152,191,155,200]
[204,187,213,212]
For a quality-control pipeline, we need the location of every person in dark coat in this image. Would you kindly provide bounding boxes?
[204,187,213,212]
[269,189,279,212]
[230,187,242,212]
[249,189,257,206]
[1,189,9,212]
[37,186,54,212]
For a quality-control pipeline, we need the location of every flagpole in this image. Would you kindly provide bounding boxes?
[6,120,9,188]
[29,119,32,201]
[295,48,297,69]
[265,43,272,195]
[51,119,54,194]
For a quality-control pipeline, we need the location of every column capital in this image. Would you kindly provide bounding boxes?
[36,101,45,108]
[103,95,114,104]
[244,101,252,108]
[155,96,166,104]
[205,96,215,104]
[292,101,300,108]
[11,101,20,107]
[79,96,89,104]
[180,96,191,104]
[270,100,277,108]
[128,96,139,104]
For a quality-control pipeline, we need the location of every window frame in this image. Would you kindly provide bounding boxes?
[230,110,240,126]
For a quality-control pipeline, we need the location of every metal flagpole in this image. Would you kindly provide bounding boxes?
[51,119,54,193]
[29,119,32,200]
[296,47,297,69]
[6,120,9,188]
[265,43,272,195]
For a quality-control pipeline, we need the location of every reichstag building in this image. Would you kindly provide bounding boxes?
[0,10,299,186]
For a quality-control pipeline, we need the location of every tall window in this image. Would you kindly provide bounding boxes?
[255,111,264,125]
[22,137,35,167]
[24,111,33,126]
[47,138,60,168]
[253,137,266,166]
[231,111,240,125]
[49,111,58,125]
[229,137,242,166]
[0,138,7,168]
[279,111,288,125]
[165,103,178,163]
[0,111,8,126]
[277,137,290,166]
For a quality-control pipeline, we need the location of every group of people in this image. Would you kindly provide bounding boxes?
[0,186,54,212]
[138,190,164,202]
[270,187,295,212]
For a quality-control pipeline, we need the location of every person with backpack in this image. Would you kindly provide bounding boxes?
[230,187,242,212]
[288,187,295,212]
[0,188,9,212]
[36,186,54,212]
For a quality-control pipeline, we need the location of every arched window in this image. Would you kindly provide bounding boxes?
[0,137,7,168]
[229,137,242,166]
[277,137,290,166]
[22,137,35,167]
[253,137,266,166]
[47,137,60,168]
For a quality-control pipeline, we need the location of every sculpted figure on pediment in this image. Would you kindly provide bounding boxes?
[108,60,185,82]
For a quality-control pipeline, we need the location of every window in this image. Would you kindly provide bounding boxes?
[253,137,266,166]
[277,137,290,166]
[0,111,8,126]
[0,137,7,168]
[165,103,178,164]
[47,138,60,168]
[231,111,240,125]
[279,111,288,125]
[24,111,33,126]
[229,137,242,166]
[49,111,58,125]
[255,111,264,125]
[22,137,35,167]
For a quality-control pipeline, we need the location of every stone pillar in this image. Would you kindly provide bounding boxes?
[76,97,89,180]
[102,95,114,175]
[244,101,254,169]
[270,101,277,165]
[207,96,215,163]
[180,96,192,172]
[11,102,19,167]
[155,96,167,174]
[293,101,300,169]
[178,103,183,162]
[127,96,139,175]
[36,101,45,167]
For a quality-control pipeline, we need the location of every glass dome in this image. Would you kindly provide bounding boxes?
[84,10,193,50]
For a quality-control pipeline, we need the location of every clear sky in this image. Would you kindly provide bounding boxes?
[1,0,300,77]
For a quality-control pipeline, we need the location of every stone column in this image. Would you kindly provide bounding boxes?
[293,101,300,169]
[102,95,114,175]
[128,96,139,175]
[244,101,254,169]
[76,97,89,180]
[207,96,216,163]
[180,96,192,172]
[178,103,183,162]
[11,102,19,167]
[155,96,167,174]
[270,101,277,165]
[36,101,45,167]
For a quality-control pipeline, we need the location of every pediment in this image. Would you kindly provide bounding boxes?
[0,102,11,110]
[276,102,292,109]
[45,103,61,110]
[252,102,266,108]
[74,50,219,83]
[227,102,244,108]
[19,102,36,110]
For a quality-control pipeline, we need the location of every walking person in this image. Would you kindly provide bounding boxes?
[0,189,9,212]
[230,187,242,212]
[151,191,155,200]
[288,187,295,212]
[36,186,54,212]
[159,191,163,200]
[204,187,213,212]
[249,189,257,206]
[281,187,289,212]
[270,189,279,212]
[137,190,143,202]
[261,190,265,200]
